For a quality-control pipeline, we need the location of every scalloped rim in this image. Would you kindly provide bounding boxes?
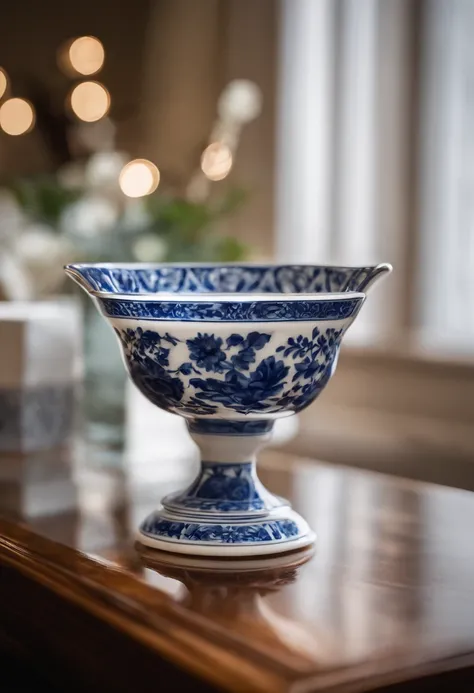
[64,262,392,301]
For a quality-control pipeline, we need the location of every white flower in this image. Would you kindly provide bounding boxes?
[61,196,119,239]
[0,189,25,241]
[13,224,61,263]
[217,80,263,124]
[85,151,127,190]
[12,224,73,297]
[0,251,34,301]
[132,234,166,262]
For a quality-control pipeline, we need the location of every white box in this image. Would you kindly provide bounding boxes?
[0,298,83,451]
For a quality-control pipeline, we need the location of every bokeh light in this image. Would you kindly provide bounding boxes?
[0,98,35,136]
[69,81,110,122]
[69,36,105,76]
[217,79,263,124]
[0,68,7,100]
[201,142,233,181]
[119,159,160,198]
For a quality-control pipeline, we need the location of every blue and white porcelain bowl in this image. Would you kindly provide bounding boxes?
[65,262,391,556]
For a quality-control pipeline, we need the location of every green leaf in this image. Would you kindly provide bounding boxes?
[9,175,82,227]
[214,187,248,217]
[211,236,247,261]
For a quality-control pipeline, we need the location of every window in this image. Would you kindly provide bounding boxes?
[275,1,474,475]
[276,0,474,354]
[418,0,474,351]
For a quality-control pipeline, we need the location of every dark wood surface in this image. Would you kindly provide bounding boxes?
[1,444,474,692]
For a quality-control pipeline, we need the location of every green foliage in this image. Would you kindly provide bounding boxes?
[144,188,248,262]
[9,176,82,228]
[7,173,249,263]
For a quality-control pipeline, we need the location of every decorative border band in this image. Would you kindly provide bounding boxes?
[187,419,274,436]
[68,264,379,295]
[140,515,300,544]
[98,297,362,322]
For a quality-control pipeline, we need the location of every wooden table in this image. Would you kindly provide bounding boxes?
[1,445,474,692]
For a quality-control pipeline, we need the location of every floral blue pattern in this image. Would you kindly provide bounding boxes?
[162,462,279,513]
[189,357,289,414]
[187,334,227,372]
[115,325,342,417]
[66,263,388,295]
[98,296,361,322]
[140,514,300,544]
[65,261,391,555]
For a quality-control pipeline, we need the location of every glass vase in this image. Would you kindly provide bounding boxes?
[82,296,126,448]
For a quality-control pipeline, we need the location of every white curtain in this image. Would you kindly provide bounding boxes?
[276,0,474,352]
[276,0,379,267]
[276,0,393,339]
[417,0,474,350]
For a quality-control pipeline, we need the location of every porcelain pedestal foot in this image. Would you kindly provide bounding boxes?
[137,424,315,557]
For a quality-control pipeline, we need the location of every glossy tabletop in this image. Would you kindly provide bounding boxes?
[1,443,474,692]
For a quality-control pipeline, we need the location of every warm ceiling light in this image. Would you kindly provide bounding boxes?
[69,36,105,76]
[69,81,110,122]
[119,159,160,198]
[0,68,7,100]
[0,98,35,136]
[201,142,233,181]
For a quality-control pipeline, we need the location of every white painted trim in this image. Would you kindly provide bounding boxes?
[417,0,474,345]
[276,0,334,263]
[334,0,378,266]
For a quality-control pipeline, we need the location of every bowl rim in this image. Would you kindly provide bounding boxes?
[93,290,366,302]
[65,260,391,271]
[65,261,390,300]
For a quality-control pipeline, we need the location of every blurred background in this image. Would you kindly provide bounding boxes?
[0,0,473,490]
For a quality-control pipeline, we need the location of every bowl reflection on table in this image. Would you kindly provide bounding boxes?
[138,545,337,664]
[65,263,391,557]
